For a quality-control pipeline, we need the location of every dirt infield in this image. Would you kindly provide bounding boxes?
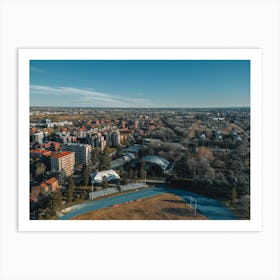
[72,193,207,220]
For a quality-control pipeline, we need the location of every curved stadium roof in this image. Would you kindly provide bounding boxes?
[91,170,120,184]
[111,153,136,169]
[144,155,170,170]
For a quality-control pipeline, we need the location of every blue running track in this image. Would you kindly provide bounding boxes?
[59,185,238,220]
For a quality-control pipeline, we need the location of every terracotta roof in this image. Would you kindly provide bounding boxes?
[40,183,48,190]
[30,149,52,156]
[45,177,57,184]
[51,151,74,159]
[42,141,60,148]
[42,142,51,148]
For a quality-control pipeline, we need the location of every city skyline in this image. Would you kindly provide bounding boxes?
[30,60,250,108]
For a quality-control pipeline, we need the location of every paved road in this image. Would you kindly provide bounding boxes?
[59,185,238,220]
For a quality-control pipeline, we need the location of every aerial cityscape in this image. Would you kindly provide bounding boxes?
[29,60,250,220]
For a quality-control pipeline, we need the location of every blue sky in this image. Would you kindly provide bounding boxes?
[30,60,250,108]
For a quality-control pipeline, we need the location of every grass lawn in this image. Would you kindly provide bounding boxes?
[72,193,207,220]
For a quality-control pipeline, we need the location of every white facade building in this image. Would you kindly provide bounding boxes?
[62,143,91,164]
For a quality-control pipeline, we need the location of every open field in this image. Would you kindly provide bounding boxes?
[71,193,207,220]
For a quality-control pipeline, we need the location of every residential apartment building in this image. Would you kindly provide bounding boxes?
[111,131,120,147]
[62,143,91,164]
[30,177,59,200]
[30,132,45,144]
[50,151,75,176]
[100,137,106,152]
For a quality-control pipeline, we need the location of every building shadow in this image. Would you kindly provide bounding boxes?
[161,199,186,204]
[162,207,190,217]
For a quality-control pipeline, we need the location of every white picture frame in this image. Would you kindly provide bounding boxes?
[18,48,262,232]
[1,1,279,280]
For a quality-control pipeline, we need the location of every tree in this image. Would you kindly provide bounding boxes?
[212,159,225,169]
[82,164,90,186]
[80,190,89,200]
[116,145,124,157]
[230,159,244,172]
[66,175,75,205]
[139,160,145,180]
[236,142,250,158]
[122,174,128,185]
[35,162,46,178]
[138,146,148,159]
[54,190,63,210]
[99,146,111,170]
[128,169,134,181]
[174,153,195,179]
[231,187,238,207]
[197,157,209,176]
[91,147,100,164]
[47,191,62,218]
[197,147,214,161]
[57,170,66,185]
[123,136,135,147]
[101,176,109,189]
[188,142,198,154]
[134,171,138,181]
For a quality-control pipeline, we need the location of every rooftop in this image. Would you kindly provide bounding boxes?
[91,169,120,183]
[144,155,170,170]
[30,149,52,156]
[40,183,48,190]
[111,153,136,169]
[45,177,57,184]
[51,151,74,159]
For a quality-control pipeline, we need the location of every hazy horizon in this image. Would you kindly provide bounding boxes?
[30,105,250,109]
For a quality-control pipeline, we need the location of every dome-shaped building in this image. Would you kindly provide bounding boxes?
[143,155,171,174]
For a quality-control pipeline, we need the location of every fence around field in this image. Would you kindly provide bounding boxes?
[88,182,147,200]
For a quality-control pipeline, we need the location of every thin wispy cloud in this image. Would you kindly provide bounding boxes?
[30,85,159,108]
[30,66,46,74]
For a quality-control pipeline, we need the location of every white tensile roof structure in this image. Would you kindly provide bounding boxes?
[91,169,120,184]
[143,155,170,170]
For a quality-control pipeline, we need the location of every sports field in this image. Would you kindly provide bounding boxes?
[71,193,207,220]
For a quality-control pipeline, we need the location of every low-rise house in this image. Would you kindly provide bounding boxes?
[44,177,59,192]
[30,177,59,200]
[30,149,52,159]
[30,186,42,200]
[40,183,49,194]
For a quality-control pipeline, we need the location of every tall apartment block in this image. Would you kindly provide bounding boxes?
[111,131,120,147]
[62,143,91,164]
[50,151,75,176]
[30,132,45,144]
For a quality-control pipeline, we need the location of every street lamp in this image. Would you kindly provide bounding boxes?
[188,195,197,216]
